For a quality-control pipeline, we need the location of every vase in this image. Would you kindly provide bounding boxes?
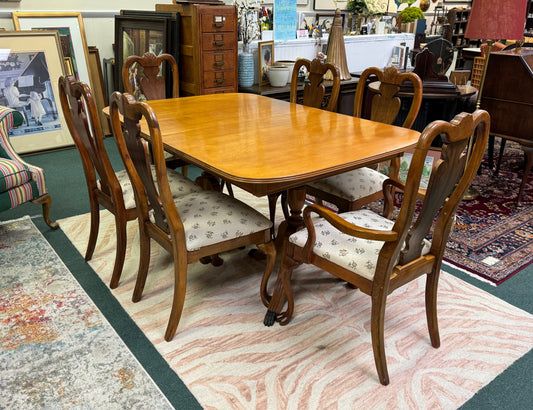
[238,48,255,88]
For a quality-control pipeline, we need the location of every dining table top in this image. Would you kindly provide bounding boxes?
[105,92,421,196]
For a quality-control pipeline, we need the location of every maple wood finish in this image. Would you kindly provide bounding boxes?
[58,76,138,289]
[263,110,491,385]
[109,92,276,341]
[156,3,238,95]
[306,66,423,214]
[122,52,179,100]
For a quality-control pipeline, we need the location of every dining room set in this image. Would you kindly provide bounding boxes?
[3,1,528,387]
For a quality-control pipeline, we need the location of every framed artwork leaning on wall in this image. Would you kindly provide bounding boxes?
[0,31,72,154]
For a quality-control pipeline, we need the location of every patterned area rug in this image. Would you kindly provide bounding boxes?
[59,191,533,409]
[444,140,533,284]
[0,216,172,409]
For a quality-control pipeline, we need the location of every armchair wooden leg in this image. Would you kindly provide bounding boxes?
[32,194,58,229]
[371,290,390,385]
[165,249,189,342]
[85,194,100,261]
[425,268,441,349]
[132,222,152,302]
[109,213,127,289]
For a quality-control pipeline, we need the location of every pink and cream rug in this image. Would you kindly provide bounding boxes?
[59,188,533,409]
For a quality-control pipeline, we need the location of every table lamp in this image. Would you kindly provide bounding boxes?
[462,0,527,199]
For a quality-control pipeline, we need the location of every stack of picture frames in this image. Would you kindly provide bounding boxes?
[114,10,181,95]
[2,12,108,153]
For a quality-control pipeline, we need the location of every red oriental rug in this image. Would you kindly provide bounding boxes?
[443,140,533,284]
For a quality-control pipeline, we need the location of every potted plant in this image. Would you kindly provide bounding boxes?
[398,6,425,33]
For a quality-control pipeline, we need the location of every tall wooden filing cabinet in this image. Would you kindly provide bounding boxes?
[156,3,238,95]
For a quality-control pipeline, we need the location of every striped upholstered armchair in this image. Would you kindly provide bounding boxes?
[0,106,58,229]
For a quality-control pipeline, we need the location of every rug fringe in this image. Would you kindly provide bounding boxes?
[442,260,497,287]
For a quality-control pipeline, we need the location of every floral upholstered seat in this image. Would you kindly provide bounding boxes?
[0,106,58,229]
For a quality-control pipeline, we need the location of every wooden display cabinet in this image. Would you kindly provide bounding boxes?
[156,3,238,96]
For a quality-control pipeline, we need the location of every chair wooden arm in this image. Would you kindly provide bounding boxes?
[382,178,426,219]
[301,203,398,261]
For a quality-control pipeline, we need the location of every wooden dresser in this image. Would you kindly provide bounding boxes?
[156,3,238,95]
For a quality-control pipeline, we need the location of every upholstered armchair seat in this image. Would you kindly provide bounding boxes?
[289,208,431,280]
[307,168,389,203]
[0,106,57,228]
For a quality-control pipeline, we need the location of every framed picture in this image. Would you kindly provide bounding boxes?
[0,31,72,154]
[12,12,93,93]
[114,15,169,93]
[258,41,274,86]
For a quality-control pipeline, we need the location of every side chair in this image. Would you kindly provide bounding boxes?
[109,91,276,341]
[58,76,201,289]
[267,57,341,235]
[263,109,491,385]
[122,52,188,175]
[0,106,58,229]
[306,66,423,214]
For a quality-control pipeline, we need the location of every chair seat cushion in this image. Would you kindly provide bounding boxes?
[0,158,32,193]
[307,167,388,201]
[289,209,430,280]
[99,166,202,210]
[169,190,273,251]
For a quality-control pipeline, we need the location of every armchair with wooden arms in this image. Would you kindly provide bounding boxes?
[58,76,201,289]
[262,109,491,385]
[122,52,188,175]
[109,91,276,341]
[305,66,423,213]
[0,105,58,229]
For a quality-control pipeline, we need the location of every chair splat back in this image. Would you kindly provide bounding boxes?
[122,52,179,101]
[290,58,341,112]
[110,93,173,234]
[396,112,490,265]
[355,66,423,128]
[58,76,119,201]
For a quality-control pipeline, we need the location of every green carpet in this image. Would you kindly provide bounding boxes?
[1,139,531,409]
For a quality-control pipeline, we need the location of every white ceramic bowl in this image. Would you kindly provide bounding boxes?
[267,66,290,87]
[274,60,296,82]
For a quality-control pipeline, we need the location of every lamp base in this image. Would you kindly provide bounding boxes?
[463,186,480,201]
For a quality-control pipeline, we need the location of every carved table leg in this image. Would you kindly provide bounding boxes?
[274,186,307,250]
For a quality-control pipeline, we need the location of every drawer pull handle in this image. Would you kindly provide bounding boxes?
[215,78,225,85]
[213,40,225,47]
[213,16,225,28]
[214,61,225,67]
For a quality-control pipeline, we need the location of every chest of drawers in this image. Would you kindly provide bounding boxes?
[156,3,238,96]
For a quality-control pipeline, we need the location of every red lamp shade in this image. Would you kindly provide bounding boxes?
[465,0,528,40]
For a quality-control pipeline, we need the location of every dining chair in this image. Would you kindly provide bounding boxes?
[58,76,202,289]
[122,52,188,175]
[262,109,491,385]
[305,66,423,214]
[266,57,342,234]
[109,91,276,341]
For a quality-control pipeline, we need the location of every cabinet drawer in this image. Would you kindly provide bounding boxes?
[203,86,236,95]
[200,9,236,33]
[203,70,235,89]
[202,32,236,51]
[202,51,235,72]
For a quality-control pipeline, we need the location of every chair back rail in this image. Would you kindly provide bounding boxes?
[290,58,341,112]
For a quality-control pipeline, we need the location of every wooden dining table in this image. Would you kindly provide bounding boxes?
[105,92,421,323]
[106,92,421,242]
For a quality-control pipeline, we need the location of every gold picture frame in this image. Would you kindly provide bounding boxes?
[12,12,93,92]
[0,31,72,154]
[258,40,274,86]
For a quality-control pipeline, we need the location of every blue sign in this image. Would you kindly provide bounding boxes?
[274,0,297,41]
